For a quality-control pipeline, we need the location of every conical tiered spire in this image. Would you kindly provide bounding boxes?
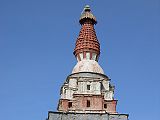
[72,5,103,74]
[74,5,100,62]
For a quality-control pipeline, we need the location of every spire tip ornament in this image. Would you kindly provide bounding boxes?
[79,5,97,25]
[84,5,91,12]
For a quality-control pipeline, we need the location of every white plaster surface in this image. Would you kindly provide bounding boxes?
[72,60,104,74]
[65,89,74,99]
[61,87,74,99]
[104,91,114,100]
[102,80,109,90]
[69,78,77,88]
[77,81,101,94]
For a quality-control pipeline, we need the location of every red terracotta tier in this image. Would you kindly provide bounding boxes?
[74,5,100,61]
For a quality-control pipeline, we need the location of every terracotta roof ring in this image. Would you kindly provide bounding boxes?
[74,47,100,53]
[79,18,97,25]
[73,49,100,56]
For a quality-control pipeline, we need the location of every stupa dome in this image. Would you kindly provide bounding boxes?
[72,60,104,74]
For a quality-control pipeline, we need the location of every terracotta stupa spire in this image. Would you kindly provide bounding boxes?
[74,5,100,62]
[72,5,103,74]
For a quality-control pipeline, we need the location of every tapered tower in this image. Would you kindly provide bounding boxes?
[47,5,128,120]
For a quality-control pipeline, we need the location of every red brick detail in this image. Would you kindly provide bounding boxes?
[57,99,68,112]
[103,100,117,113]
[77,54,81,61]
[83,51,86,59]
[74,95,103,111]
[58,94,117,113]
[90,52,92,60]
[74,20,100,57]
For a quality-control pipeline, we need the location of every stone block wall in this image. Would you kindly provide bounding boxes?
[48,112,128,120]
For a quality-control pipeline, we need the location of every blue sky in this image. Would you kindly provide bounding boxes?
[0,0,160,120]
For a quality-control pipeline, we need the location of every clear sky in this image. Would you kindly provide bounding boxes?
[0,0,160,120]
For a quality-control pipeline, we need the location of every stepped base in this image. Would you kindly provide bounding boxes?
[47,111,128,120]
